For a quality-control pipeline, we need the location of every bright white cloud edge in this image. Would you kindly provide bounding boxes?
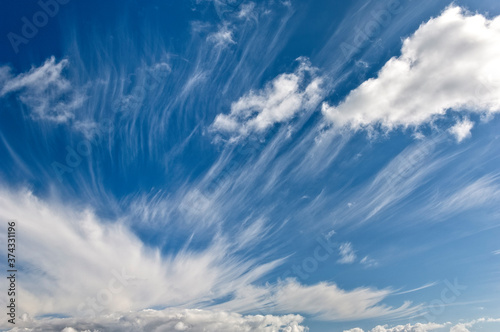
[322,6,500,134]
[0,57,84,123]
[343,317,500,332]
[9,308,306,332]
[210,57,324,142]
[210,6,500,143]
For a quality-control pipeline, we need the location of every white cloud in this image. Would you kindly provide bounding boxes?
[211,57,324,142]
[271,279,417,321]
[238,2,257,20]
[344,328,365,332]
[368,323,446,332]
[209,277,419,321]
[360,256,378,268]
[338,242,357,264]
[208,25,236,47]
[0,186,281,321]
[0,186,420,326]
[328,136,447,225]
[448,118,474,143]
[9,308,307,332]
[450,317,500,332]
[178,189,214,220]
[393,282,438,296]
[0,57,84,123]
[436,174,500,214]
[344,323,446,332]
[449,324,469,332]
[60,328,79,332]
[344,318,500,332]
[322,6,500,132]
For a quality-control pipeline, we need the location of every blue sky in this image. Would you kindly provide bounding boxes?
[1,0,500,331]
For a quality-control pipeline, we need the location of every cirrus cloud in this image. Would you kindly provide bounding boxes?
[0,57,84,123]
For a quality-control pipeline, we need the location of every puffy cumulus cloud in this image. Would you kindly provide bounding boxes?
[369,323,447,332]
[449,324,469,332]
[344,328,365,332]
[344,318,500,332]
[450,317,500,332]
[211,57,324,142]
[8,308,307,332]
[322,6,500,133]
[344,322,446,332]
[448,118,474,143]
[0,57,84,122]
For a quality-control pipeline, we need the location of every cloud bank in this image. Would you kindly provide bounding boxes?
[343,317,500,332]
[9,308,306,332]
[344,322,446,332]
